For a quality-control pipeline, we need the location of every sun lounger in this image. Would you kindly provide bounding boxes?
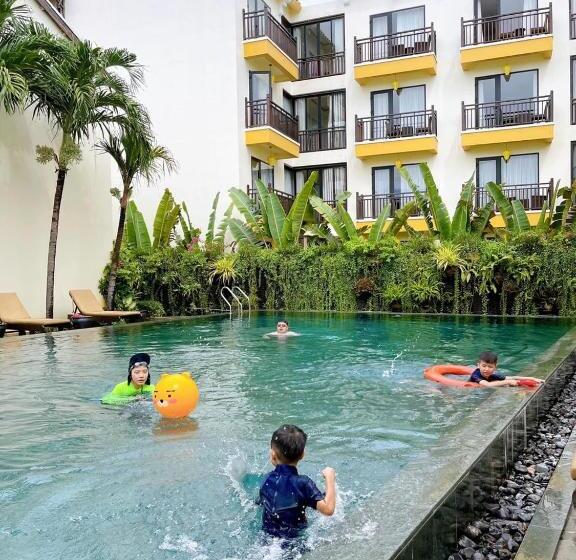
[69,289,142,322]
[0,292,71,334]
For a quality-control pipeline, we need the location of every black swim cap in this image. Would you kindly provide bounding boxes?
[127,353,151,385]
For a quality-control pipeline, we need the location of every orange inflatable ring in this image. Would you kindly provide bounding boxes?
[424,365,477,388]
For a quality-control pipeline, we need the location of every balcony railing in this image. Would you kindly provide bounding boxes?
[572,98,576,125]
[48,0,65,15]
[462,93,553,131]
[245,96,299,142]
[354,25,436,64]
[247,184,295,215]
[356,192,422,220]
[461,4,552,47]
[298,52,345,79]
[356,108,437,142]
[243,8,297,63]
[299,127,346,152]
[475,181,553,211]
[571,11,576,39]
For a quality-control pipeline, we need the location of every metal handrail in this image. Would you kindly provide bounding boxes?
[356,108,437,142]
[232,286,251,315]
[356,191,423,219]
[220,286,242,315]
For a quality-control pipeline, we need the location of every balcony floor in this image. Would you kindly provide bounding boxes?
[461,123,553,150]
[355,135,438,159]
[245,126,300,162]
[243,38,299,82]
[354,53,437,84]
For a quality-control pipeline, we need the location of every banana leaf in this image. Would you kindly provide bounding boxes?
[255,179,271,237]
[215,203,233,245]
[420,163,451,240]
[511,200,530,232]
[153,189,180,248]
[471,202,495,235]
[398,165,434,233]
[338,201,358,240]
[281,170,318,245]
[536,200,549,231]
[228,187,259,228]
[267,192,287,248]
[179,201,193,243]
[486,182,516,232]
[309,195,348,240]
[125,200,151,253]
[387,201,418,237]
[205,192,220,244]
[227,217,261,246]
[551,183,576,230]
[451,174,475,236]
[367,203,391,243]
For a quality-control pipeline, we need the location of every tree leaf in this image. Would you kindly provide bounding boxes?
[215,203,233,245]
[227,217,262,247]
[451,174,475,236]
[387,201,418,236]
[398,165,434,233]
[267,192,286,248]
[125,200,151,253]
[205,192,220,244]
[420,163,451,240]
[309,195,348,240]
[338,200,358,240]
[228,187,259,228]
[486,182,516,232]
[367,203,392,243]
[511,200,530,232]
[153,188,177,248]
[282,170,318,246]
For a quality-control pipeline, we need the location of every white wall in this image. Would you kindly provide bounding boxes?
[0,0,114,318]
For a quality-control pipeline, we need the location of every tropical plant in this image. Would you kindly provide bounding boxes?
[153,188,181,248]
[209,254,237,285]
[30,38,144,316]
[124,200,151,253]
[550,182,576,230]
[486,182,530,235]
[99,130,176,309]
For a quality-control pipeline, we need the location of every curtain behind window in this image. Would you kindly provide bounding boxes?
[397,164,424,193]
[502,154,538,185]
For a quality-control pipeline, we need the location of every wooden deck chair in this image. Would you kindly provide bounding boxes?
[0,293,71,334]
[69,289,142,322]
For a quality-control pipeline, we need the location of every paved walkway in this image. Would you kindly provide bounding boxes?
[555,495,576,559]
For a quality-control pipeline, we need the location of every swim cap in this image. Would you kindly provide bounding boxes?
[129,353,151,371]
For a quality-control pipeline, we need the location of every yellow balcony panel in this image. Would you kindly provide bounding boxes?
[460,35,552,70]
[490,211,541,229]
[355,136,437,160]
[245,126,300,161]
[243,38,298,82]
[356,216,429,240]
[354,53,436,84]
[461,124,553,150]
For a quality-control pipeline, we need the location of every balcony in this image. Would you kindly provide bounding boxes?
[48,0,64,15]
[460,5,552,70]
[355,108,438,160]
[354,25,436,84]
[475,181,553,214]
[461,93,553,150]
[245,96,300,161]
[572,9,576,40]
[572,98,576,125]
[247,185,295,215]
[298,127,346,153]
[356,192,422,220]
[243,8,299,82]
[298,52,345,80]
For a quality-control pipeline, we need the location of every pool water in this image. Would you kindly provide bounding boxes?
[0,313,571,560]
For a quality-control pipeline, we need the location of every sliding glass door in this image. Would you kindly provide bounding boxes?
[371,86,425,139]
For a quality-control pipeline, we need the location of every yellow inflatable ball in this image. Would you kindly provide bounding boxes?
[153,372,200,419]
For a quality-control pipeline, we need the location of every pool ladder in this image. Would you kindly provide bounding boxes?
[220,286,251,316]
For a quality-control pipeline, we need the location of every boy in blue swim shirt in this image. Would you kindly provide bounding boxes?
[257,425,336,539]
[469,351,542,387]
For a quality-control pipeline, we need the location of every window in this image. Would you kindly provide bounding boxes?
[572,0,576,39]
[372,164,424,195]
[475,0,537,19]
[572,142,576,185]
[371,6,425,36]
[290,164,347,204]
[294,91,346,151]
[372,85,425,116]
[247,0,267,13]
[282,91,294,116]
[292,17,345,79]
[249,71,271,101]
[252,158,274,189]
[572,57,576,124]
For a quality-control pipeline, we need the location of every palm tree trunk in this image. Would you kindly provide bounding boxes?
[106,182,130,310]
[46,168,67,318]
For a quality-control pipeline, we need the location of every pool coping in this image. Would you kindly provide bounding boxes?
[386,327,576,560]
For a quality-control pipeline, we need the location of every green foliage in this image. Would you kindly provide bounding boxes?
[125,200,151,254]
[209,254,238,285]
[205,192,220,244]
[153,188,181,249]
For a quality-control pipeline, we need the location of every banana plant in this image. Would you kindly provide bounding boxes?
[486,182,531,235]
[153,188,181,248]
[550,182,576,230]
[124,200,151,253]
[205,192,220,244]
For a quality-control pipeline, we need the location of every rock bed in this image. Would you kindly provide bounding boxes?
[448,371,576,560]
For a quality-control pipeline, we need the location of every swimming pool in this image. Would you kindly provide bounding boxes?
[0,313,572,560]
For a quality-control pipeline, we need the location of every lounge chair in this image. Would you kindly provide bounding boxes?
[0,292,71,334]
[69,289,142,322]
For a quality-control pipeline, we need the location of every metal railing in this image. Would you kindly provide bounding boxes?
[354,24,436,64]
[49,0,65,15]
[356,108,437,142]
[299,127,346,152]
[461,4,552,47]
[571,11,576,39]
[572,98,576,125]
[356,192,422,220]
[247,184,295,215]
[298,52,345,79]
[245,96,299,142]
[461,93,553,131]
[475,181,553,211]
[242,8,297,62]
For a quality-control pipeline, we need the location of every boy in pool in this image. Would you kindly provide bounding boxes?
[469,351,543,387]
[257,424,336,539]
[266,320,299,337]
[101,353,155,404]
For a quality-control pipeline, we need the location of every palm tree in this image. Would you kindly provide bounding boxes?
[0,0,57,113]
[98,130,176,309]
[29,38,144,317]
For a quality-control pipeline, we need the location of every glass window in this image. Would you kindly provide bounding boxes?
[372,86,425,116]
[249,72,270,101]
[252,158,274,189]
[572,142,576,185]
[476,70,537,103]
[371,6,425,36]
[293,17,344,59]
[294,92,346,131]
[572,57,576,102]
[476,0,537,18]
[476,154,538,187]
[247,0,267,12]
[373,164,424,195]
[293,165,346,202]
[284,167,295,195]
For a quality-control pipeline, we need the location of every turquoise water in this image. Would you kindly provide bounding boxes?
[0,313,571,560]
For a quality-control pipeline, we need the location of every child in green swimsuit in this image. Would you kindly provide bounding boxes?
[101,353,155,405]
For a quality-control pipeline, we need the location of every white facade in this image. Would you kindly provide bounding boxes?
[0,0,113,318]
[63,0,576,229]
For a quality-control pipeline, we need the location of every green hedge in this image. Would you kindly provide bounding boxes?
[100,232,576,317]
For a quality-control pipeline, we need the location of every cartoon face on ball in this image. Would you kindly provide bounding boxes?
[153,372,200,419]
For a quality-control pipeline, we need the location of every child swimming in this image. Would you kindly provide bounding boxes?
[265,320,300,338]
[101,353,155,405]
[469,351,543,387]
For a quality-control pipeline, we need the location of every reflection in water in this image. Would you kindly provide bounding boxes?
[153,416,199,438]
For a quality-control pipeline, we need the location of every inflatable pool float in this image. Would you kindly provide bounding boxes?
[424,365,541,389]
